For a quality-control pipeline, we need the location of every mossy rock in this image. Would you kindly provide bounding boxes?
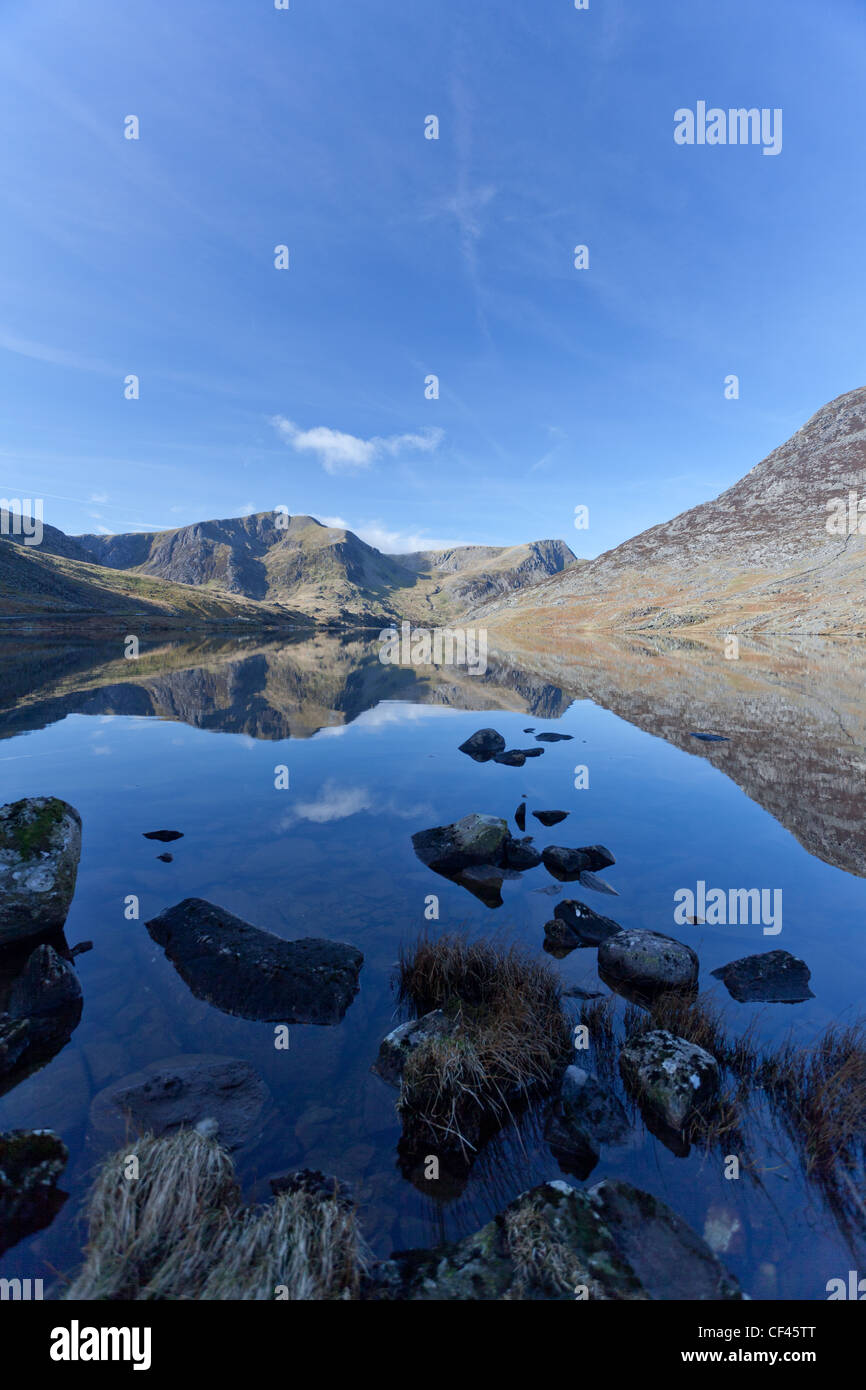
[0,798,82,946]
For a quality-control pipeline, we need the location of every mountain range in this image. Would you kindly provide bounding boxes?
[1,385,865,635]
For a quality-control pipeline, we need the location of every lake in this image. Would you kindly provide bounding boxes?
[1,632,865,1299]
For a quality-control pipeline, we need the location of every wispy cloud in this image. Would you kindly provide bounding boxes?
[271,417,443,475]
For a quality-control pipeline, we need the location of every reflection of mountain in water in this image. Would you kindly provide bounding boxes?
[0,634,571,743]
[2,631,865,881]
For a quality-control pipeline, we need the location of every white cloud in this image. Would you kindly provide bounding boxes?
[271,417,443,475]
[288,781,373,823]
[90,492,109,504]
[318,515,467,554]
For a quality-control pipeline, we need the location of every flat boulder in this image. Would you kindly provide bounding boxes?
[599,928,698,1000]
[619,1029,720,1132]
[493,750,526,767]
[710,949,814,1003]
[369,1178,741,1300]
[543,844,615,881]
[145,898,363,1025]
[89,1054,269,1150]
[535,732,573,743]
[532,810,569,827]
[0,798,82,946]
[412,814,510,875]
[458,729,505,762]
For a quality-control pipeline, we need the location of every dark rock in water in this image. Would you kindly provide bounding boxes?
[689,732,730,743]
[0,1128,68,1256]
[270,1168,353,1208]
[562,984,605,999]
[369,1178,742,1300]
[458,728,505,762]
[544,1110,599,1180]
[535,732,573,743]
[504,837,542,871]
[455,864,504,908]
[543,845,615,881]
[550,900,623,948]
[143,829,183,842]
[532,810,569,827]
[619,1029,719,1134]
[543,846,592,880]
[515,802,526,833]
[599,929,698,1001]
[145,898,363,1024]
[372,1010,457,1087]
[523,728,535,733]
[0,797,82,947]
[534,883,562,897]
[560,1065,629,1145]
[0,944,83,1083]
[69,940,93,958]
[520,748,545,758]
[493,750,526,767]
[578,870,619,897]
[412,814,510,875]
[89,1054,269,1151]
[710,949,814,1003]
[157,853,173,863]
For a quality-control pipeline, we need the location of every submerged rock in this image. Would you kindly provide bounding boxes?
[493,750,526,767]
[89,1054,269,1151]
[0,1128,68,1256]
[143,829,184,842]
[0,798,82,946]
[619,1029,720,1132]
[560,1065,630,1145]
[710,949,814,1003]
[454,864,504,908]
[458,729,505,762]
[599,929,698,1000]
[145,898,363,1024]
[0,944,83,1083]
[370,1178,742,1300]
[532,810,569,827]
[544,1111,599,1179]
[535,732,574,743]
[578,869,619,896]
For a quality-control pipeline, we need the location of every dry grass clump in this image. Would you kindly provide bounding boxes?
[397,934,572,1155]
[65,1130,366,1301]
[756,1021,866,1199]
[502,1203,601,1300]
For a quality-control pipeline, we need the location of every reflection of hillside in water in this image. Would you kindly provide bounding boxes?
[2,630,865,879]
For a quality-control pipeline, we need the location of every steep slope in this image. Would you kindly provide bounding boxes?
[479,387,866,639]
[78,512,417,623]
[388,539,579,618]
[0,537,314,628]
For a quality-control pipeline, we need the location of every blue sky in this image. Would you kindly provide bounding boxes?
[1,0,865,557]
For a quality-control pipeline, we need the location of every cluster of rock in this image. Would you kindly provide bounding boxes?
[412,808,617,909]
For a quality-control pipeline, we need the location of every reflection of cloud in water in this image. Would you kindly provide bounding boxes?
[283,778,433,826]
[315,702,465,736]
